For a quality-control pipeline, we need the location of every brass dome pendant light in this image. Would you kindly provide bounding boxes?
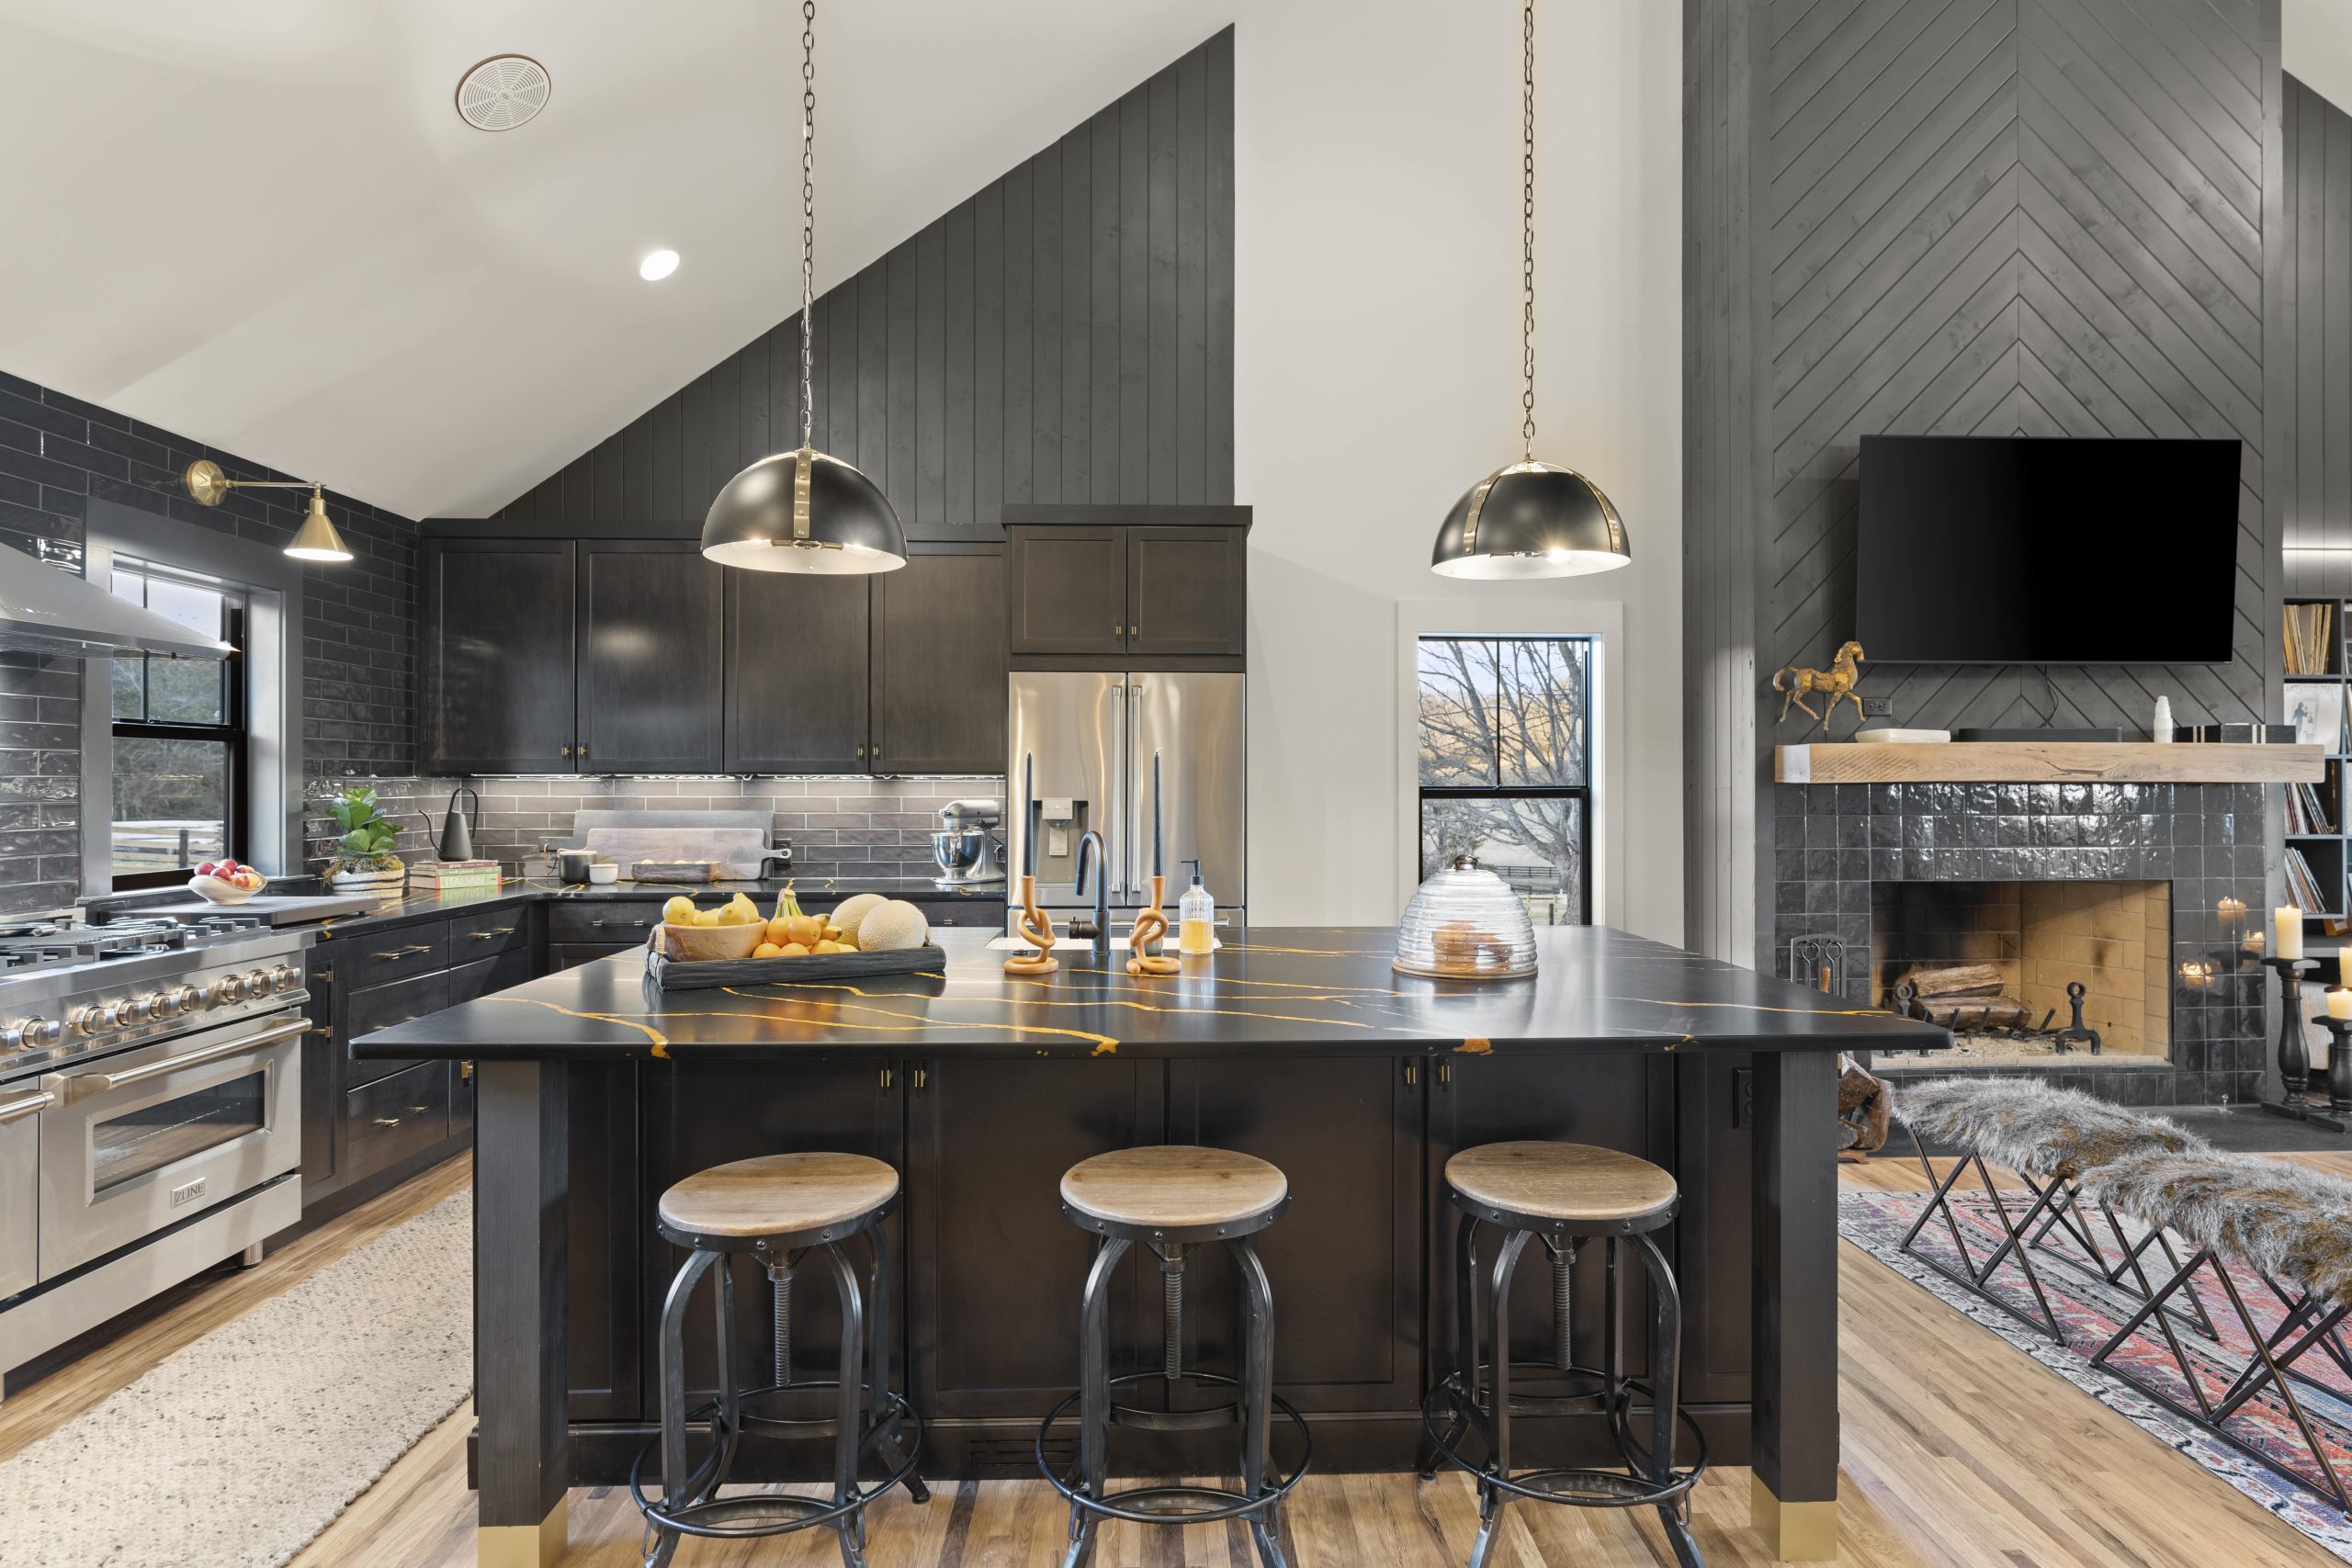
[701,0,906,574]
[1430,0,1630,580]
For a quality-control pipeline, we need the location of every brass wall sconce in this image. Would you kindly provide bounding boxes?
[182,459,354,563]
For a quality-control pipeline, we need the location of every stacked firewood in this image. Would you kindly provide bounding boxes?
[1893,964,2031,1031]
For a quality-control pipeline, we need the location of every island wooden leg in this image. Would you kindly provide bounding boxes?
[475,1061,571,1568]
[1750,1049,1838,1561]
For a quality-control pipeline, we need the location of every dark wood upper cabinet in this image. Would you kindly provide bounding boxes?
[725,572,870,773]
[1127,527,1246,658]
[1006,527,1128,656]
[420,538,577,774]
[576,541,724,772]
[872,545,1007,774]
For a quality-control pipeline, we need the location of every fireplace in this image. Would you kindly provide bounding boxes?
[1771,781,2270,1106]
[1868,880,2173,1064]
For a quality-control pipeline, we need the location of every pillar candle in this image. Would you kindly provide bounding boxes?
[2329,987,2352,1021]
[2278,904,2306,962]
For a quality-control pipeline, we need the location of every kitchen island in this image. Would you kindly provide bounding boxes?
[355,924,1947,1564]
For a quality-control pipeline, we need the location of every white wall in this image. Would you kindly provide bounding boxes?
[1231,0,1682,940]
[2288,0,2352,118]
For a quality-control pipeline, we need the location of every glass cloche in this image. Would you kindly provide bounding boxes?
[1394,856,1539,980]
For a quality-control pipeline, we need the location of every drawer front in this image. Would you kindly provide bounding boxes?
[345,1059,452,1180]
[345,970,452,1090]
[449,945,533,1005]
[338,921,451,986]
[549,902,663,944]
[450,906,530,960]
[549,942,641,972]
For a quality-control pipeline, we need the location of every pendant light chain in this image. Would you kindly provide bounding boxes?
[1521,0,1537,463]
[797,0,818,451]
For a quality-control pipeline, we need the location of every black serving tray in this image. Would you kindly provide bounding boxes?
[645,943,947,990]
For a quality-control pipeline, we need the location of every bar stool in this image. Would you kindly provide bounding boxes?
[1420,1141,1707,1568]
[632,1152,926,1568]
[1039,1145,1314,1568]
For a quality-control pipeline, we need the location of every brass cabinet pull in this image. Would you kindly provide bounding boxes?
[370,943,433,960]
[1403,1063,1417,1086]
[561,745,572,757]
[469,927,516,940]
[1437,1060,1452,1085]
[1129,625,1138,637]
[878,1066,894,1089]
[912,1066,928,1090]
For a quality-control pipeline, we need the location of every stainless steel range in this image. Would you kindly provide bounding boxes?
[0,913,311,1393]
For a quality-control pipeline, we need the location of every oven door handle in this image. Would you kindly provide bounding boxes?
[0,1088,53,1123]
[45,1017,311,1103]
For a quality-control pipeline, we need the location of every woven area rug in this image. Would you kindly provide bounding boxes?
[1843,1185,2352,1560]
[0,1189,471,1568]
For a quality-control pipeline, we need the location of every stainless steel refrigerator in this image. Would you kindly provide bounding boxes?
[1007,671,1245,924]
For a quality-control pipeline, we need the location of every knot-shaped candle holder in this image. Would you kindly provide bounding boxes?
[1005,873,1059,976]
[1126,873,1181,976]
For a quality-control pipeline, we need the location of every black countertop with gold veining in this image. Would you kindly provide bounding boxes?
[352,924,1949,1062]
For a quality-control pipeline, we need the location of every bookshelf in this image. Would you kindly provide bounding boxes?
[2283,597,2349,925]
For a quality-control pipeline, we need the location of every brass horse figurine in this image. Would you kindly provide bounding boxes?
[1772,640,1866,732]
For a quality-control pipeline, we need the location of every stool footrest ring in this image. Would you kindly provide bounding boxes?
[628,1390,923,1541]
[1419,1376,1708,1509]
[1036,1382,1314,1527]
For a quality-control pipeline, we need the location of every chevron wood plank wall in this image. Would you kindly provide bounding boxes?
[1683,0,2286,966]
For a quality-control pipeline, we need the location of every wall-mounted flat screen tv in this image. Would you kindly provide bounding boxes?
[1853,434,2241,664]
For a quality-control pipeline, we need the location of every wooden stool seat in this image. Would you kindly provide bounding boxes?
[658,1152,899,1242]
[1060,1145,1288,1232]
[1445,1141,1677,1225]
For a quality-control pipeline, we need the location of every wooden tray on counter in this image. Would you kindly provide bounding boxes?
[645,943,947,991]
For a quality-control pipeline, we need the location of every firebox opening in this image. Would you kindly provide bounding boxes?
[1871,880,2172,1066]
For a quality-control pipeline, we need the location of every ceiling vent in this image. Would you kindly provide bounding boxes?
[455,55,550,131]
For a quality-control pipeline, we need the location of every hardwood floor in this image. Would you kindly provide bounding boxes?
[4,1145,2340,1565]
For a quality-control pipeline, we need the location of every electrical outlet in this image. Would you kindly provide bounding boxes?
[1860,696,1893,716]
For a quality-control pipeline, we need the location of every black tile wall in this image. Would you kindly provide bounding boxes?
[1772,782,2270,1107]
[0,369,420,914]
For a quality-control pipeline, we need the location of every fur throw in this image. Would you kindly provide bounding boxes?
[2083,1150,2352,1305]
[1896,1077,2201,1179]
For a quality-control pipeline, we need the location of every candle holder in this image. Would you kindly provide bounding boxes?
[1126,873,1181,976]
[1005,873,1059,976]
[2312,1014,2352,1121]
[2259,958,2344,1130]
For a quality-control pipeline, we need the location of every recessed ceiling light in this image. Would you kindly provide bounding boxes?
[639,249,680,282]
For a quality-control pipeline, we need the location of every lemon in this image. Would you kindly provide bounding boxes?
[694,908,721,927]
[663,896,697,925]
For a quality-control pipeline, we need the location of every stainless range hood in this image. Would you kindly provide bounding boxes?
[0,541,230,659]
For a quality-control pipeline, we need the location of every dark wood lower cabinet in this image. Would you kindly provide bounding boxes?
[569,1061,642,1421]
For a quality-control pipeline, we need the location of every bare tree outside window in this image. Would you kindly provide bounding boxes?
[1417,637,1590,924]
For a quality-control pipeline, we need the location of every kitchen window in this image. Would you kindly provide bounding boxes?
[1416,635,1591,924]
[107,562,248,888]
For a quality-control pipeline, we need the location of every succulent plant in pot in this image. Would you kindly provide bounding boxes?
[324,786,407,893]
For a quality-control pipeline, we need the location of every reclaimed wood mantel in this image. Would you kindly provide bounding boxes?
[1773,741,2324,785]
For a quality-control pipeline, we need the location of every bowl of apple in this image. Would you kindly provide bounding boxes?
[189,859,266,904]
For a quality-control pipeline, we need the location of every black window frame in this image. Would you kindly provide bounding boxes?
[1414,634,1594,926]
[108,587,249,891]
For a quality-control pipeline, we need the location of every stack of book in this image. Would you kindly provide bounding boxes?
[2286,780,2336,836]
[2286,846,2332,914]
[2285,603,2336,676]
[408,860,502,894]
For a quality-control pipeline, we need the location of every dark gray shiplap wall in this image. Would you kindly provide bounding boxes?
[1683,0,2284,967]
[489,28,1234,532]
[2278,71,2352,597]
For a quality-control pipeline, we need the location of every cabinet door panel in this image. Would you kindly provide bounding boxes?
[570,1061,642,1421]
[577,541,724,772]
[1169,1056,1420,1412]
[639,1064,899,1408]
[1007,527,1126,656]
[873,545,1007,773]
[1429,1055,1670,1384]
[421,538,575,773]
[908,1058,1158,1419]
[726,571,869,773]
[1126,527,1245,658]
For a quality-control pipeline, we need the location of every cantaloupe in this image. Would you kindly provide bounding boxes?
[857,899,929,952]
[829,893,888,942]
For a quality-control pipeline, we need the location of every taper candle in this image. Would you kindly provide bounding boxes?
[1152,753,1163,878]
[2278,903,2306,961]
[1022,754,1036,877]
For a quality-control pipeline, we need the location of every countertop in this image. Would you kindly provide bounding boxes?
[352,924,1951,1063]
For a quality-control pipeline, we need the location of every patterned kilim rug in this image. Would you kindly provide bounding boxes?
[1842,1185,2352,1560]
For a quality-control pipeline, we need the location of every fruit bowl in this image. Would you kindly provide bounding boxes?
[656,920,765,962]
[190,871,266,905]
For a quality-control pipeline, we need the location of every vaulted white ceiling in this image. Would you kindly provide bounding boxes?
[0,0,1238,519]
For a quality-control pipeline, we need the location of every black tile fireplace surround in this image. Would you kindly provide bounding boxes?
[1772,781,2268,1107]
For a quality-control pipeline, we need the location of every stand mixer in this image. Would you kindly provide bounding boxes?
[930,799,1007,889]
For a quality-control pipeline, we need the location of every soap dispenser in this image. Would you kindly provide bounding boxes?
[1178,859,1216,954]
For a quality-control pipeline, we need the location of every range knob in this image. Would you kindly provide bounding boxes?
[243,970,272,998]
[269,964,301,992]
[169,985,203,1013]
[69,1001,120,1035]
[211,975,247,1005]
[4,1017,61,1050]
[120,995,154,1025]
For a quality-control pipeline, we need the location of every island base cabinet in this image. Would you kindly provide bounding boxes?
[567,1062,642,1422]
